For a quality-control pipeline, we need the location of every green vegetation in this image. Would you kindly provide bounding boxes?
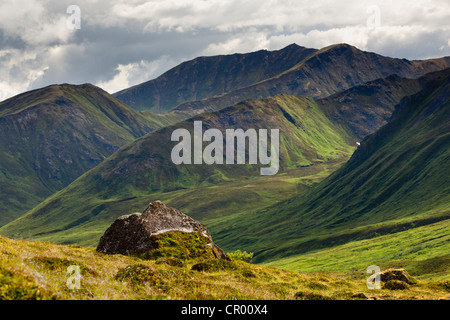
[136,231,215,261]
[0,83,169,226]
[264,218,450,281]
[0,265,45,300]
[384,280,410,290]
[1,47,449,298]
[227,250,254,263]
[114,44,317,113]
[1,235,449,300]
[217,70,450,276]
[0,94,357,246]
[3,70,449,287]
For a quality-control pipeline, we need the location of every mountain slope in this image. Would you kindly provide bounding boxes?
[0,83,163,225]
[0,94,358,244]
[116,43,450,117]
[114,44,317,113]
[173,44,450,116]
[212,69,450,263]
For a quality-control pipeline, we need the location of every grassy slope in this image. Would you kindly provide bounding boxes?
[265,219,450,281]
[174,70,448,253]
[216,71,450,271]
[0,95,356,245]
[0,84,168,226]
[1,234,449,300]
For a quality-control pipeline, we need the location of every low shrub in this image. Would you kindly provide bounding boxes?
[227,250,254,263]
[155,257,185,268]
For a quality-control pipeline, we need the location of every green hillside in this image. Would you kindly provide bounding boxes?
[0,83,163,225]
[0,94,357,245]
[265,219,450,281]
[212,69,450,272]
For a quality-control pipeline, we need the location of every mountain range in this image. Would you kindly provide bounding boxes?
[115,43,450,117]
[0,43,449,281]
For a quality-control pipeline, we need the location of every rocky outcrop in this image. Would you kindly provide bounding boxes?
[369,268,414,285]
[96,200,229,259]
[378,269,414,284]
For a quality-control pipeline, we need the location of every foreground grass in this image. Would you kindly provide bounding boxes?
[1,235,449,300]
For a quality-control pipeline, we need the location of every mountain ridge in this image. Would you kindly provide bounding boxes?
[0,83,164,225]
[114,43,317,113]
[169,43,450,116]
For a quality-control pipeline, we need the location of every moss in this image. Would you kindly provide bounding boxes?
[32,256,95,275]
[437,280,450,292]
[136,231,213,261]
[306,281,329,290]
[155,257,185,268]
[384,280,410,290]
[242,270,256,278]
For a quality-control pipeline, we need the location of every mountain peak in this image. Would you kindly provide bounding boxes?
[281,43,302,50]
[319,43,360,54]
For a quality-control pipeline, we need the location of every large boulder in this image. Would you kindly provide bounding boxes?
[96,200,228,259]
[368,268,414,284]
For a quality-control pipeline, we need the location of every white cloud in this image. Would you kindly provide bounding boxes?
[96,56,177,93]
[0,0,74,45]
[96,63,136,94]
[201,30,270,55]
[266,27,371,52]
[0,48,48,101]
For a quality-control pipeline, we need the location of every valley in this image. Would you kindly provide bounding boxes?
[0,44,449,299]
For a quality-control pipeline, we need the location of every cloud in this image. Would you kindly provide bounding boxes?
[96,56,177,93]
[0,0,73,46]
[0,48,49,101]
[0,0,449,101]
[201,29,271,55]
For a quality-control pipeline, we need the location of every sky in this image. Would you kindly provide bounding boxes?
[0,0,449,101]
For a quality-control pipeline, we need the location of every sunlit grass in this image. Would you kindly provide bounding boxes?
[1,235,449,300]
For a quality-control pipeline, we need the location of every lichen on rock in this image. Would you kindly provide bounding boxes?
[96,200,229,260]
